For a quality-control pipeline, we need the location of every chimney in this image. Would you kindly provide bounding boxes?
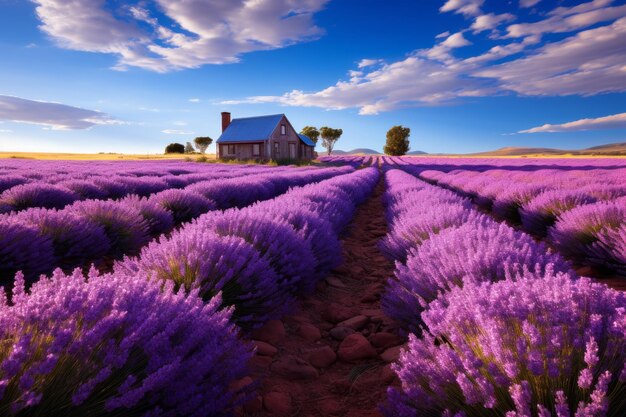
[221,112,231,132]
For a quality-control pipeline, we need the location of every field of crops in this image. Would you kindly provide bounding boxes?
[0,156,624,416]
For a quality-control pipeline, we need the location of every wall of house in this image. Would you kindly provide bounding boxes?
[219,142,265,160]
[268,115,314,161]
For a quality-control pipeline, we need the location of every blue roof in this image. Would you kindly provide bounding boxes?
[298,134,315,147]
[217,114,284,143]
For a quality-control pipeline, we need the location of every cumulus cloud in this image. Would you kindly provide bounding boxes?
[0,95,122,130]
[440,0,484,17]
[31,0,329,72]
[519,112,626,133]
[520,0,541,7]
[358,59,383,68]
[224,0,626,115]
[471,13,515,33]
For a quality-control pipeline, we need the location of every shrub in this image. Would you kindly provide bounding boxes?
[116,229,283,329]
[11,208,110,272]
[385,271,626,417]
[0,269,252,416]
[149,189,216,224]
[120,195,175,236]
[165,143,185,154]
[0,221,54,285]
[57,180,109,200]
[0,183,79,213]
[520,190,598,236]
[69,200,150,258]
[194,210,316,296]
[383,222,573,333]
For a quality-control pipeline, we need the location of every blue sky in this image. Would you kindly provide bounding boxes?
[0,0,625,154]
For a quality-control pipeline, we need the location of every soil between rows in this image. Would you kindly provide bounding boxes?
[238,176,403,416]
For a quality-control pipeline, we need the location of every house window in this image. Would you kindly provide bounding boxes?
[274,142,279,156]
[253,144,260,157]
[227,144,236,155]
[280,124,286,135]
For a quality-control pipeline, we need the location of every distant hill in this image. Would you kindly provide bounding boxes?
[406,150,428,155]
[470,142,626,157]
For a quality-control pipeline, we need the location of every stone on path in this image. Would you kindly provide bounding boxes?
[338,333,378,362]
[270,355,319,380]
[251,319,285,346]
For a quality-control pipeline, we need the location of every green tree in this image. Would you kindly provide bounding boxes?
[319,127,343,156]
[384,125,410,156]
[165,143,185,154]
[300,126,320,145]
[194,136,213,154]
[184,142,195,154]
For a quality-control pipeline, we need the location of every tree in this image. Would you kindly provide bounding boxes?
[300,126,320,145]
[165,143,185,154]
[194,136,213,154]
[384,125,410,156]
[184,142,195,154]
[319,127,343,156]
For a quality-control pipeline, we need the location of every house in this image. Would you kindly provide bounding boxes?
[216,112,315,161]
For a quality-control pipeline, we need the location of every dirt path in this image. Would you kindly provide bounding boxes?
[238,176,402,416]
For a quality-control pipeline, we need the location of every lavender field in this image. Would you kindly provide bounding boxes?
[0,156,624,416]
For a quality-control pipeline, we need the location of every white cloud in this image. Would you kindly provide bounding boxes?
[188,98,201,103]
[173,121,188,126]
[357,59,383,68]
[435,31,451,39]
[520,0,541,7]
[440,0,484,17]
[161,129,195,135]
[0,95,122,130]
[223,0,626,115]
[0,129,13,133]
[471,13,515,33]
[519,112,626,133]
[31,0,329,72]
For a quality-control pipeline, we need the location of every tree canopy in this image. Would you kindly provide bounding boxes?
[184,142,195,154]
[319,127,343,156]
[384,125,411,156]
[165,143,185,154]
[300,126,320,145]
[194,136,213,154]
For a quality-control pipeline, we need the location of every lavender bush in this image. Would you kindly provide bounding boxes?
[385,271,626,417]
[121,195,175,236]
[0,183,79,213]
[148,189,216,225]
[520,190,598,236]
[116,229,285,329]
[0,222,54,284]
[0,268,252,416]
[383,221,573,332]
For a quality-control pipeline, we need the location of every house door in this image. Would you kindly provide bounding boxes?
[289,143,296,159]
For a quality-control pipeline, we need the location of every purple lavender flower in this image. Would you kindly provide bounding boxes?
[0,221,54,285]
[0,268,252,415]
[57,180,109,200]
[148,189,216,225]
[0,183,79,213]
[384,271,626,416]
[121,195,175,237]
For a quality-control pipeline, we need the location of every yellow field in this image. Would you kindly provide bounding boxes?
[0,152,217,161]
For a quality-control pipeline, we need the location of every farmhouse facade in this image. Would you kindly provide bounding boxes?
[216,112,315,161]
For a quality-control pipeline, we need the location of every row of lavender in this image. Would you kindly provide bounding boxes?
[0,161,288,213]
[396,159,626,276]
[0,166,379,415]
[0,164,352,283]
[378,168,625,416]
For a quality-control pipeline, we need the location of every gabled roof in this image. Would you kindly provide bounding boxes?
[217,114,284,143]
[298,134,315,147]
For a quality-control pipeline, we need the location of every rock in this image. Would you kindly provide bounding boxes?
[326,276,347,288]
[381,364,397,384]
[338,333,377,362]
[254,340,278,356]
[346,409,384,417]
[270,355,319,380]
[369,332,403,349]
[360,293,380,303]
[243,396,263,413]
[306,346,337,368]
[323,303,354,323]
[298,323,321,342]
[264,391,292,416]
[381,345,403,363]
[337,315,369,330]
[229,376,253,394]
[330,326,355,341]
[319,398,343,415]
[251,319,285,346]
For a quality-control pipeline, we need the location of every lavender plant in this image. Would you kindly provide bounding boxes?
[0,183,79,213]
[384,271,626,417]
[0,268,252,416]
